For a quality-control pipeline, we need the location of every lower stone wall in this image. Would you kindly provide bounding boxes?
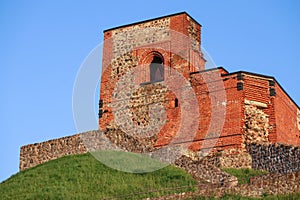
[20,129,300,176]
[19,130,300,199]
[174,155,238,187]
[200,170,300,198]
[200,148,252,169]
[150,171,300,199]
[247,171,300,195]
[199,142,300,175]
[246,143,300,174]
[218,149,252,168]
[20,131,92,171]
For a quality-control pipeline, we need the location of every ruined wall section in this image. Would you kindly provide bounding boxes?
[20,133,88,171]
[175,155,238,187]
[243,105,269,147]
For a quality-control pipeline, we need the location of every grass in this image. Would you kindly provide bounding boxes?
[0,152,197,200]
[1,155,300,200]
[222,168,268,185]
[188,193,300,200]
[90,150,169,173]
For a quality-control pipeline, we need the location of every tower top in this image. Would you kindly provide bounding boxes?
[103,12,202,33]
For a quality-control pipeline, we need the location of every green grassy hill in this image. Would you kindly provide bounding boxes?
[1,153,300,200]
[0,153,197,200]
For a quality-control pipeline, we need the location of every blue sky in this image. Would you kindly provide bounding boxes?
[1,1,299,182]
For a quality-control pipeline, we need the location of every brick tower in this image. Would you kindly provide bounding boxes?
[99,12,300,153]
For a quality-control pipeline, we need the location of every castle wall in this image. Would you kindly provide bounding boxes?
[274,84,300,146]
[19,130,300,175]
[20,12,300,173]
[219,73,244,149]
[19,131,100,171]
[189,69,244,151]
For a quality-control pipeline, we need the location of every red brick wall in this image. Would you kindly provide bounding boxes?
[189,71,244,151]
[188,72,300,151]
[274,84,300,146]
[221,74,244,149]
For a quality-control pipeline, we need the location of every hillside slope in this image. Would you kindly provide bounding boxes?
[0,153,197,200]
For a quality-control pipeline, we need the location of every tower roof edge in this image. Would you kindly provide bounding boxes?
[103,12,202,33]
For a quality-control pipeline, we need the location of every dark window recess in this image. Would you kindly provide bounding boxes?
[99,99,103,108]
[150,56,164,82]
[237,82,244,91]
[98,110,103,118]
[269,80,275,86]
[270,88,276,96]
[237,73,243,80]
[175,98,179,107]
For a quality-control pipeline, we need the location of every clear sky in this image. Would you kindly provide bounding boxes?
[1,0,299,182]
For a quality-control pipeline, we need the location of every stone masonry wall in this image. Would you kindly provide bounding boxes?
[111,17,170,56]
[20,133,88,171]
[243,104,270,147]
[175,155,238,187]
[199,142,300,175]
[187,15,200,52]
[247,143,300,174]
[19,130,120,171]
[218,149,252,169]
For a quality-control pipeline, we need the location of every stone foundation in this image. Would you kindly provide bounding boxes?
[150,171,300,199]
[174,155,238,187]
[218,149,252,169]
[200,148,252,169]
[247,143,300,174]
[20,128,300,175]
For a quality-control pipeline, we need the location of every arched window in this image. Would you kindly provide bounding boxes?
[150,56,164,82]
